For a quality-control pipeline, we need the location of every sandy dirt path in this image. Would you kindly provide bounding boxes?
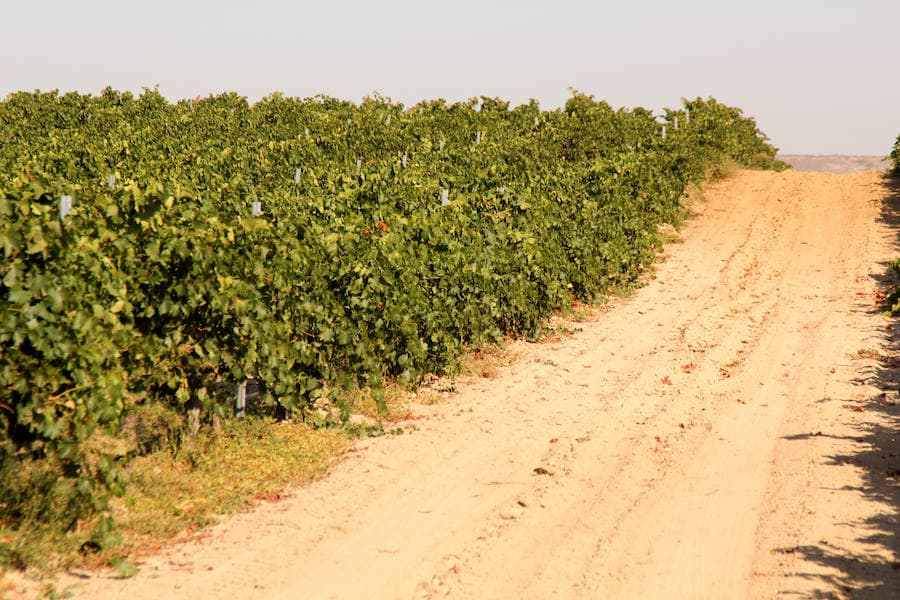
[22,170,900,599]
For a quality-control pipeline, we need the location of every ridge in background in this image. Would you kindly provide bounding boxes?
[776,154,891,173]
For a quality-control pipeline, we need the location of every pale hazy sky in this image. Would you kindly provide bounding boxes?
[2,0,897,155]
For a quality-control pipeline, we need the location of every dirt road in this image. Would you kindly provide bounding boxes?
[42,170,900,598]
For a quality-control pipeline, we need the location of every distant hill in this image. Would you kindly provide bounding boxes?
[776,155,890,173]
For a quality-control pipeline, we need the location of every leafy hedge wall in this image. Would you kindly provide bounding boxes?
[0,89,782,534]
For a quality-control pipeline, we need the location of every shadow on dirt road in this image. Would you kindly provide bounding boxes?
[792,402,900,599]
[784,176,900,599]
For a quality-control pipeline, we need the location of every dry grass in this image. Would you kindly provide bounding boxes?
[657,223,684,245]
[337,383,414,422]
[706,157,741,181]
[850,347,884,361]
[458,343,516,379]
[110,420,350,561]
[1,419,351,579]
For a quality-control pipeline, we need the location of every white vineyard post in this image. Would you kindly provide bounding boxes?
[59,195,72,220]
[356,158,362,175]
[439,139,445,151]
[252,201,262,217]
[107,174,116,189]
[476,131,482,145]
[441,188,449,207]
[401,153,408,168]
[235,382,246,418]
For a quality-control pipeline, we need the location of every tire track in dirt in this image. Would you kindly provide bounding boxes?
[30,169,898,600]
